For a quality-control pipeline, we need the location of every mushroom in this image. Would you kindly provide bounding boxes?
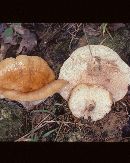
[59,45,130,121]
[69,84,112,121]
[0,55,68,109]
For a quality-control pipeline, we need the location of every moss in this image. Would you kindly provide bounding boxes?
[0,101,24,141]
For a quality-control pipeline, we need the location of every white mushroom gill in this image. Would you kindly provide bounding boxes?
[69,84,113,121]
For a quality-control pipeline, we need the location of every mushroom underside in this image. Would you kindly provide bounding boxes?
[69,84,113,121]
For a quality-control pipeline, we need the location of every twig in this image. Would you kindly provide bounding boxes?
[16,116,87,142]
[120,101,130,117]
[15,114,50,142]
[69,36,79,50]
[34,114,51,128]
[121,137,130,141]
[68,23,82,50]
[83,24,93,58]
[43,120,78,125]
[100,38,107,45]
[106,28,113,40]
[83,24,94,83]
[54,122,63,141]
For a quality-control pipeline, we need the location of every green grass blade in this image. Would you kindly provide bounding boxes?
[42,128,57,139]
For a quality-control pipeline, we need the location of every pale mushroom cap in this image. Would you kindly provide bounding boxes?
[59,45,130,101]
[0,55,55,92]
[69,84,113,121]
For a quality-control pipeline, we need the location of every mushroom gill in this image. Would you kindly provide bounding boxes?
[69,84,113,121]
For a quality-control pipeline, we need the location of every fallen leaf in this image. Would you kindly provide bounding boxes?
[109,23,125,31]
[0,43,11,61]
[11,23,25,35]
[2,36,17,45]
[78,36,87,47]
[17,29,37,54]
[84,24,101,36]
[0,23,7,35]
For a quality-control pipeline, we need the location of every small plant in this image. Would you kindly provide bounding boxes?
[100,23,113,40]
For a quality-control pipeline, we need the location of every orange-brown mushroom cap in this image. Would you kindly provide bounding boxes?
[0,55,68,102]
[0,55,55,92]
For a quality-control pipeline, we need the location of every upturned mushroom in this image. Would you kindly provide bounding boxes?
[69,84,113,121]
[0,55,68,108]
[59,45,130,121]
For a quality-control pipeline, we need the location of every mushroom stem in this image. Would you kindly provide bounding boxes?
[88,102,96,112]
[0,79,68,101]
[83,101,95,119]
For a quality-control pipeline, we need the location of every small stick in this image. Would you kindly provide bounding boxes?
[100,38,107,45]
[83,24,93,58]
[54,122,63,141]
[83,24,94,82]
[15,114,50,142]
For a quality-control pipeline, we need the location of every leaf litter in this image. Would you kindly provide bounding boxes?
[0,23,129,142]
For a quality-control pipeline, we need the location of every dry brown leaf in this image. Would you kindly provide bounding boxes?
[0,23,7,35]
[109,23,125,31]
[17,29,37,54]
[2,35,17,45]
[11,23,25,35]
[0,43,11,61]
[84,24,101,36]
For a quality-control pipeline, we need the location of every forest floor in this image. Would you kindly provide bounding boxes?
[0,23,130,142]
